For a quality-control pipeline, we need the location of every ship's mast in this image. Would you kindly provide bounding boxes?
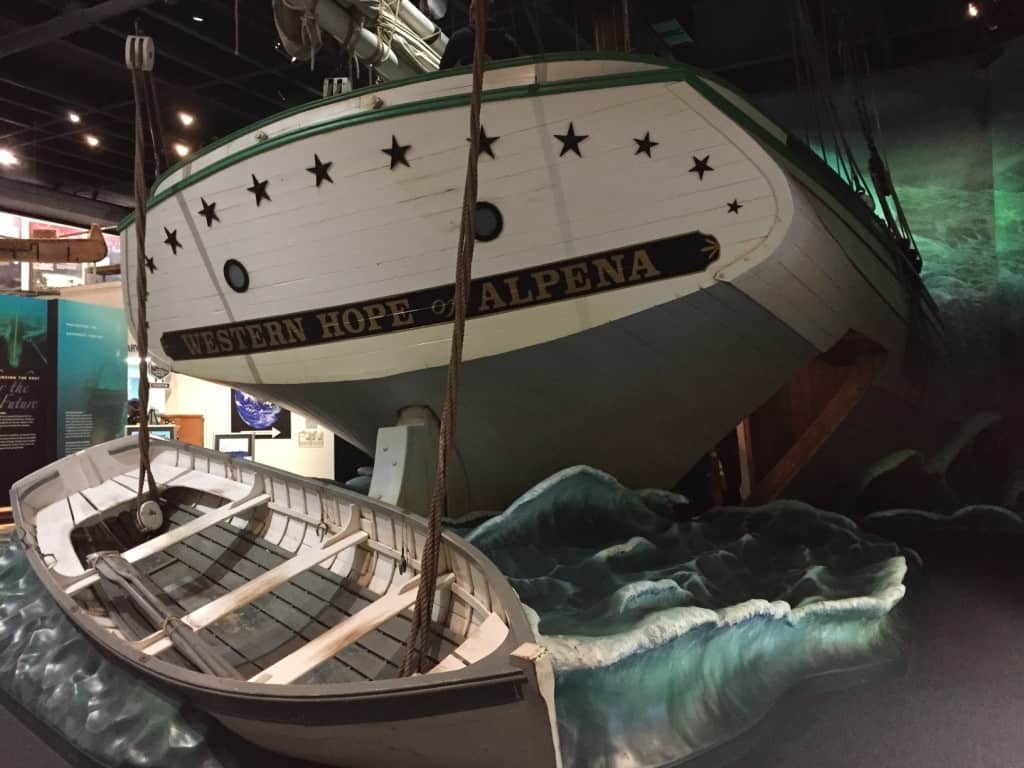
[586,0,631,52]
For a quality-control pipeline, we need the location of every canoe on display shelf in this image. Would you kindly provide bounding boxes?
[119,53,943,513]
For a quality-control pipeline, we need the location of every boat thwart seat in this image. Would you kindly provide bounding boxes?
[250,572,456,685]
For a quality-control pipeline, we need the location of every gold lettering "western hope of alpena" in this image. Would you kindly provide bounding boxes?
[164,232,719,361]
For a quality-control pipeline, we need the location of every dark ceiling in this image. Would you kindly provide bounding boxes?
[0,0,1020,227]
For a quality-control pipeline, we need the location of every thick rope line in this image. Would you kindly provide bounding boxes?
[401,0,487,677]
[130,67,159,506]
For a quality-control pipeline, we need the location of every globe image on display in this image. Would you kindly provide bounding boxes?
[233,391,281,430]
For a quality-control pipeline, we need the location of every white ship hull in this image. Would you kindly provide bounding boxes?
[121,55,940,511]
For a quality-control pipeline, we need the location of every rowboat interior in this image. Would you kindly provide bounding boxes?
[13,438,519,687]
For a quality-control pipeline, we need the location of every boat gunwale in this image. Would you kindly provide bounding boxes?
[142,51,679,200]
[10,437,538,715]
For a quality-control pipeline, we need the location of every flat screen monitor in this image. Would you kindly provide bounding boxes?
[126,424,176,441]
[215,433,255,460]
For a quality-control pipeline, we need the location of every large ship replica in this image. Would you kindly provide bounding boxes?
[116,0,942,514]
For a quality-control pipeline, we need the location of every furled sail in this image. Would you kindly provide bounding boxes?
[273,0,448,80]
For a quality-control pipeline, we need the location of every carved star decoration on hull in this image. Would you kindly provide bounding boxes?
[198,198,219,227]
[307,154,334,187]
[690,155,714,180]
[634,132,659,157]
[247,174,271,206]
[383,136,412,169]
[468,126,500,159]
[163,227,182,254]
[555,122,589,157]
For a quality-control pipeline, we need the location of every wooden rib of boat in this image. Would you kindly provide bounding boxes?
[11,437,562,768]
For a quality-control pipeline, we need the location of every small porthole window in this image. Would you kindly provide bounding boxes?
[223,259,250,293]
[474,201,504,242]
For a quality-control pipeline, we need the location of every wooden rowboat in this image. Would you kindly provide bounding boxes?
[11,437,562,768]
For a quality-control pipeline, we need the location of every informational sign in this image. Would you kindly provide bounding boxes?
[0,295,55,505]
[298,429,325,448]
[230,389,291,440]
[56,301,128,457]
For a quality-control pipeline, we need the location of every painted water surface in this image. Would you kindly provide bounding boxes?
[468,468,909,767]
[0,533,226,768]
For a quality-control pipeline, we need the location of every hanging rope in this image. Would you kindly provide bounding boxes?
[790,0,872,198]
[373,0,403,64]
[833,1,922,272]
[281,0,323,70]
[126,35,160,509]
[400,0,488,677]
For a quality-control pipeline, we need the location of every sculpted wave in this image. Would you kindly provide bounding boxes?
[0,534,226,768]
[468,467,908,767]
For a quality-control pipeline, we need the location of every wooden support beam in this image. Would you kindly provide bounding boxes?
[0,0,165,59]
[137,530,369,656]
[250,573,456,686]
[746,333,888,506]
[66,493,270,596]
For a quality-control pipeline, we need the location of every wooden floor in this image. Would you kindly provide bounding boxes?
[138,506,456,684]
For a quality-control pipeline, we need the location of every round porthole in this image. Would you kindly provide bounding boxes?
[223,259,250,293]
[474,201,504,242]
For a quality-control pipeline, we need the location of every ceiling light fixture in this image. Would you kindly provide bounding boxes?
[178,111,195,127]
[85,134,100,148]
[68,111,81,124]
[967,2,980,17]
[173,142,191,158]
[192,15,204,22]
[0,149,19,167]
[291,56,298,62]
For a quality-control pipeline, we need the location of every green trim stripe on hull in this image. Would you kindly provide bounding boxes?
[144,52,678,196]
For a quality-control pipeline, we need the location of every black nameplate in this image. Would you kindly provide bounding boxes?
[161,231,720,361]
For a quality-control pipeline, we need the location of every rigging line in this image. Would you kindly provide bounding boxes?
[128,38,160,511]
[400,0,488,678]
[816,2,857,187]
[794,0,828,170]
[787,0,811,145]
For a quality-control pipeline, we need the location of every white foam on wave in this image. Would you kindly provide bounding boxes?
[536,559,905,674]
[471,466,909,674]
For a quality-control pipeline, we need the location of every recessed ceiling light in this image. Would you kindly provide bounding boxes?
[192,15,204,22]
[178,111,195,127]
[68,111,81,124]
[291,56,297,62]
[173,142,191,158]
[0,149,19,167]
[967,2,980,17]
[85,134,100,148]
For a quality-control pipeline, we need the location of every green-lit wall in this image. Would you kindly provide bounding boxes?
[753,38,1024,417]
